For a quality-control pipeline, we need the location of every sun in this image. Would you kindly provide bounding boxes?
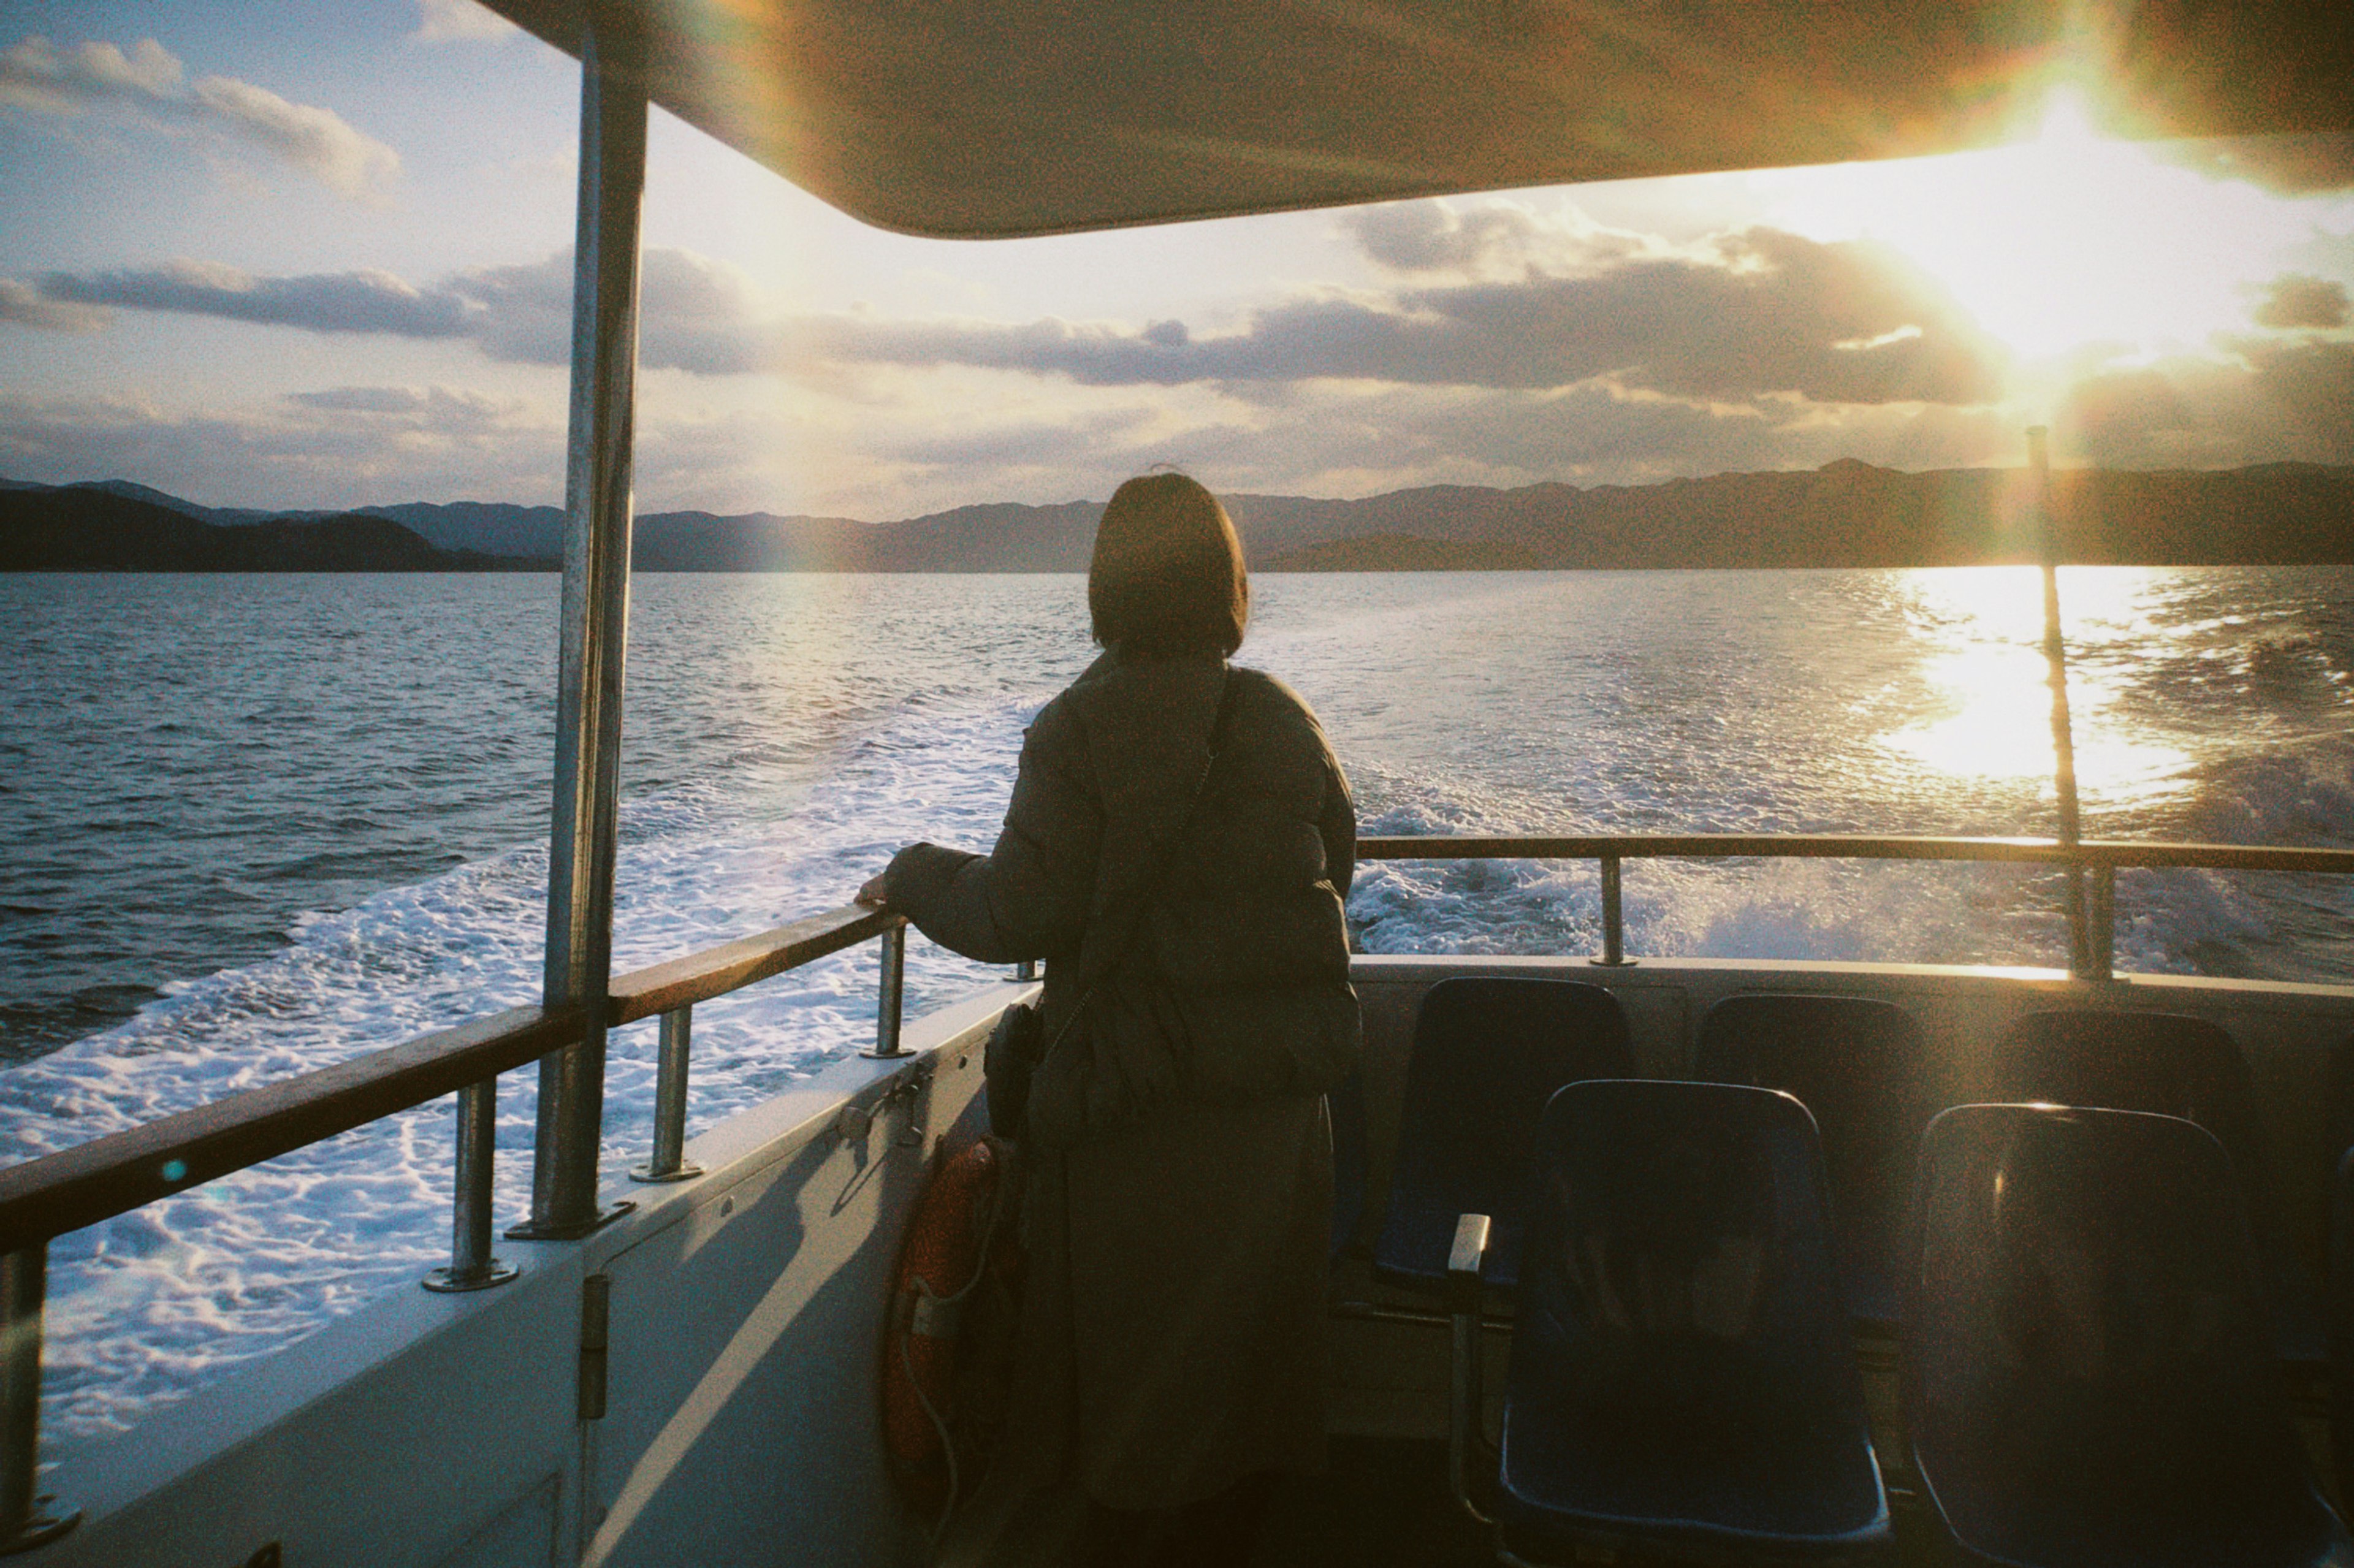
[1750,89,2340,370]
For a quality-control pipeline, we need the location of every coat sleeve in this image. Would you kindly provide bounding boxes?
[1319,750,1357,911]
[879,704,1101,964]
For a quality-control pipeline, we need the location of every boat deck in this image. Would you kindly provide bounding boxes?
[1254,1439,1493,1567]
[1252,1437,1959,1567]
[1260,1416,2338,1567]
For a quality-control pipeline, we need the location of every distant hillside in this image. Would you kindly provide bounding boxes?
[1262,535,1542,571]
[7,459,2353,572]
[1244,460,2354,569]
[630,500,1103,571]
[0,488,532,572]
[368,500,567,559]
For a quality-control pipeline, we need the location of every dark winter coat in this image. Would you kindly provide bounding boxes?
[883,647,1358,1525]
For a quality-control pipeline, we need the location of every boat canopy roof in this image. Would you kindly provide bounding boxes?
[482,0,2353,238]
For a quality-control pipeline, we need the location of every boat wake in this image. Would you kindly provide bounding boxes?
[6,566,2350,1444]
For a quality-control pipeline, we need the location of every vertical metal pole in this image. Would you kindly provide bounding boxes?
[2087,862,2116,981]
[2030,427,2093,978]
[631,1008,704,1183]
[863,924,909,1059]
[1589,854,1630,967]
[524,20,647,1239]
[1447,1301,1488,1524]
[426,1080,517,1292]
[0,1247,76,1553]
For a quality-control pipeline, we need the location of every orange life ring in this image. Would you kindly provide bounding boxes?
[882,1135,1015,1518]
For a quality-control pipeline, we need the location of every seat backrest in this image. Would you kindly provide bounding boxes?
[1904,1104,2340,1566]
[1990,1010,2266,1184]
[1373,976,1633,1287]
[1696,993,1927,1253]
[1504,1079,1885,1540]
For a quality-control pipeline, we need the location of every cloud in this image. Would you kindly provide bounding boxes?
[959,385,2015,499]
[2065,336,2354,467]
[6,226,2006,405]
[796,227,2008,406]
[0,34,399,201]
[0,36,178,112]
[186,75,400,200]
[2252,273,2350,331]
[0,387,558,508]
[286,385,481,416]
[0,277,107,332]
[451,247,782,372]
[410,0,521,44]
[880,406,1162,474]
[1339,200,1655,275]
[0,359,2036,522]
[36,259,476,337]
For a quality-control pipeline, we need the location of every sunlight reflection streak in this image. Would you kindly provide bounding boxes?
[1884,568,2192,807]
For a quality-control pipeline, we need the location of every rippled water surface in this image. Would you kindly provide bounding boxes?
[1,567,2350,1440]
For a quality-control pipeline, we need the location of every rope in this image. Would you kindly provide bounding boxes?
[902,1146,1019,1546]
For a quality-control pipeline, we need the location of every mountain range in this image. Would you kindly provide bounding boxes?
[5,459,2353,573]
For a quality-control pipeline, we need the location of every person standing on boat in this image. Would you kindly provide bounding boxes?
[858,471,1360,1566]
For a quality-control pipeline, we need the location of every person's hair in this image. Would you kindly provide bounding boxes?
[1088,472,1249,658]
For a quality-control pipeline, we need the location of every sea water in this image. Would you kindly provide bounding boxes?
[2,567,2350,1440]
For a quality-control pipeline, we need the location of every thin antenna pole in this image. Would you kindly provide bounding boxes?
[2029,427,2092,976]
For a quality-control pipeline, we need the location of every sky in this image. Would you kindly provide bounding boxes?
[1,0,2351,520]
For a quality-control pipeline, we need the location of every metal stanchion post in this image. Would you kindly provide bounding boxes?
[2087,863,2117,981]
[632,1008,704,1182]
[1588,855,1633,967]
[863,924,909,1059]
[523,17,647,1241]
[425,1079,518,1293]
[0,1246,77,1553]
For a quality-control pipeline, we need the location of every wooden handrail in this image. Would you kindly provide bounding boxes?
[1357,834,2354,875]
[608,905,902,1025]
[0,1003,587,1256]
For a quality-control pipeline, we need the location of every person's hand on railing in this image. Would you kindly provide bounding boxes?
[855,873,890,908]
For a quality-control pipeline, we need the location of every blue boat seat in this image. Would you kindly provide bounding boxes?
[1905,1103,2350,1568]
[1374,976,1633,1290]
[1449,1079,1892,1564]
[1992,1008,2320,1366]
[1696,992,1927,1328]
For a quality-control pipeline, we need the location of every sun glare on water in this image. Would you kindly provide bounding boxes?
[1886,568,2192,806]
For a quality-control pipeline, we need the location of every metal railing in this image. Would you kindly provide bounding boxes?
[1356,832,2354,976]
[610,908,909,1182]
[0,902,908,1551]
[2,829,2350,1546]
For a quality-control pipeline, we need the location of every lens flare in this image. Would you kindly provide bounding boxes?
[1755,87,2343,373]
